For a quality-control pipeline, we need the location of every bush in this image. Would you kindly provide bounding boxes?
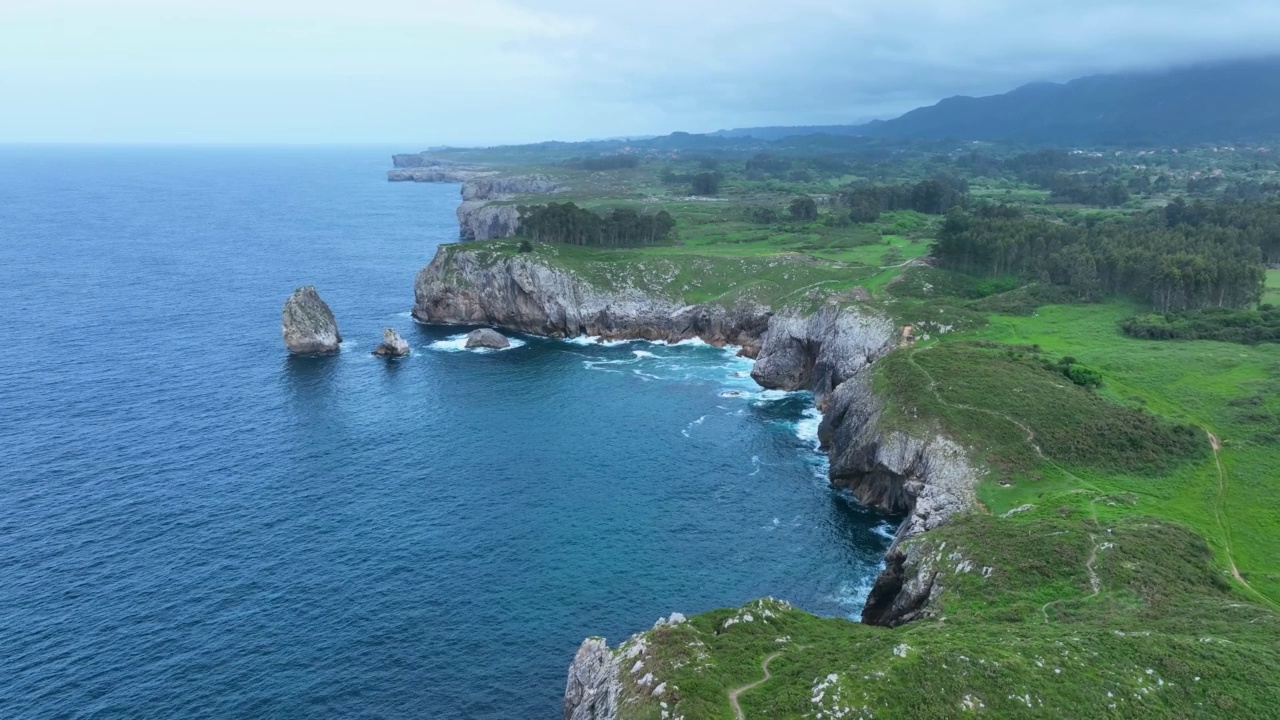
[1120,306,1280,344]
[517,240,533,253]
[789,196,818,222]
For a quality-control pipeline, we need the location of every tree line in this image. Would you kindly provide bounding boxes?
[516,202,676,247]
[838,177,970,222]
[566,155,641,171]
[933,199,1273,311]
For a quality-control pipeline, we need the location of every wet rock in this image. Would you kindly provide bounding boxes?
[465,328,510,349]
[281,286,341,354]
[372,328,410,357]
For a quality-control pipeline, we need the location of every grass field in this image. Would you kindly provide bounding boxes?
[1265,268,1280,305]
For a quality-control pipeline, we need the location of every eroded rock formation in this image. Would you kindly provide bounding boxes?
[281,286,341,354]
[563,638,621,720]
[464,328,510,349]
[372,328,410,357]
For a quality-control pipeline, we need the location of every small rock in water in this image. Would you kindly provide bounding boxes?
[465,328,510,349]
[372,328,410,357]
[281,285,341,355]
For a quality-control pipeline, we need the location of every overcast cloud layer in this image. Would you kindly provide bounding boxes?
[3,0,1279,144]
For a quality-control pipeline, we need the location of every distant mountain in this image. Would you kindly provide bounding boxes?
[712,124,865,141]
[718,57,1280,145]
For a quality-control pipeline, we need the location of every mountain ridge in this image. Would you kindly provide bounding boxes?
[715,56,1280,145]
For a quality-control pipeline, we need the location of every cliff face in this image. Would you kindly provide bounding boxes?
[413,247,769,346]
[456,201,521,240]
[455,176,562,239]
[751,306,896,410]
[816,372,978,626]
[388,167,494,183]
[563,638,622,720]
[461,175,559,201]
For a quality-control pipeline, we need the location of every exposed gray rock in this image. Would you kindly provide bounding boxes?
[464,328,510,349]
[751,304,896,409]
[281,286,341,354]
[388,167,495,183]
[462,175,559,201]
[371,328,410,357]
[457,200,521,240]
[391,153,429,168]
[816,371,979,627]
[818,372,978,543]
[862,539,944,627]
[564,638,621,720]
[413,246,769,346]
[454,175,561,239]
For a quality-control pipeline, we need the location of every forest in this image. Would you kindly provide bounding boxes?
[839,177,970,222]
[516,202,676,247]
[932,198,1277,311]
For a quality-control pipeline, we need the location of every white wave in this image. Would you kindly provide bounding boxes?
[828,574,882,616]
[428,334,526,353]
[563,335,629,347]
[632,369,662,381]
[871,522,898,541]
[757,388,807,402]
[632,350,656,358]
[644,337,711,347]
[795,408,823,448]
[681,414,709,437]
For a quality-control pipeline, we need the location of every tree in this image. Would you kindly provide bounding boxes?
[691,172,721,196]
[789,196,818,222]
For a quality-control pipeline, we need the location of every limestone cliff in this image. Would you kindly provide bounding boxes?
[413,246,769,346]
[456,200,522,240]
[461,175,559,201]
[751,306,896,410]
[456,175,562,239]
[388,167,494,183]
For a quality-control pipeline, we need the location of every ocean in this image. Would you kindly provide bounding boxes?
[0,146,894,719]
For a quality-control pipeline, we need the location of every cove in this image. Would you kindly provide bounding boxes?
[0,147,893,719]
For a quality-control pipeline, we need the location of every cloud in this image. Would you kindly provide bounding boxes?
[1,0,1279,142]
[510,0,1280,129]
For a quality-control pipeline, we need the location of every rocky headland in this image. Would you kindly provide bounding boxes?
[282,285,342,354]
[387,155,562,240]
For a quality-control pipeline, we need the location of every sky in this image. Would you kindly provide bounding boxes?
[3,0,1280,145]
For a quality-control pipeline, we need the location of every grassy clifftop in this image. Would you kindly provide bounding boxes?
[439,237,906,311]
[609,510,1279,719]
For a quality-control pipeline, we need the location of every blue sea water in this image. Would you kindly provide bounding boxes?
[0,147,894,719]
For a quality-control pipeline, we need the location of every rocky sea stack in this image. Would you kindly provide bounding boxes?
[372,328,410,357]
[465,328,510,349]
[281,286,341,355]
